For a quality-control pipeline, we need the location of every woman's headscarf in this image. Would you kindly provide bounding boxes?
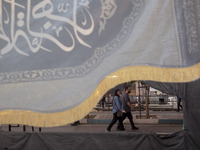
[114,89,120,97]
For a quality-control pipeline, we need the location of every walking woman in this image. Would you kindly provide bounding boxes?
[106,89,125,132]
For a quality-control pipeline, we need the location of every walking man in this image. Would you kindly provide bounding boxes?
[177,96,182,112]
[118,86,139,130]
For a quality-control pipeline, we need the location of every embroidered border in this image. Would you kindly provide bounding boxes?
[174,0,200,66]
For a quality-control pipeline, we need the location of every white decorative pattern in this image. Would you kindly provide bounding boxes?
[174,0,200,65]
[0,0,145,84]
[98,0,117,35]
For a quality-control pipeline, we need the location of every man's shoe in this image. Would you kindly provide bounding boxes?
[116,127,126,131]
[132,126,139,130]
[116,127,121,131]
[105,129,111,132]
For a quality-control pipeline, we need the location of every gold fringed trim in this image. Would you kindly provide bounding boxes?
[0,63,200,127]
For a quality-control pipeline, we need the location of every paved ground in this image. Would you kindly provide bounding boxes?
[0,110,183,135]
[87,110,183,125]
[89,110,183,119]
[42,124,183,134]
[0,124,182,135]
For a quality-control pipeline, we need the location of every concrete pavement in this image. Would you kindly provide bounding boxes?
[86,109,183,125]
[0,110,183,135]
[0,124,183,135]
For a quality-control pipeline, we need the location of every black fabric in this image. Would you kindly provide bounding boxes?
[0,131,184,150]
[141,81,185,97]
[142,79,200,150]
[1,80,200,149]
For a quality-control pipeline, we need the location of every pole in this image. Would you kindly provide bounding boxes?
[138,81,141,119]
[146,86,150,119]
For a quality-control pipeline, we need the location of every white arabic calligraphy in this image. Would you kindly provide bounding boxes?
[0,0,95,56]
[99,0,117,35]
[58,3,70,13]
[3,7,9,24]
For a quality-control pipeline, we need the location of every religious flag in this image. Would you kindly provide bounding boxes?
[0,0,200,127]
